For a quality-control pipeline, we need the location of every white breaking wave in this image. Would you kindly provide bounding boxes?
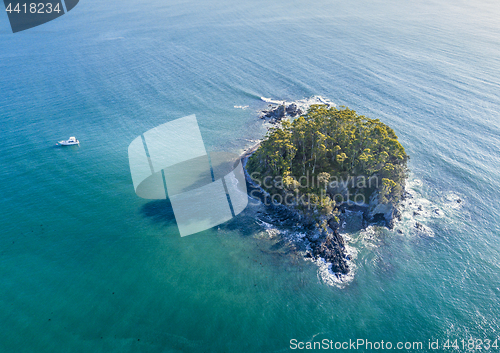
[257,219,356,288]
[260,95,336,113]
[442,192,465,210]
[393,176,465,238]
[313,242,357,289]
[354,225,381,249]
[317,176,465,286]
[260,97,283,104]
[234,105,249,109]
[395,177,439,237]
[256,220,281,239]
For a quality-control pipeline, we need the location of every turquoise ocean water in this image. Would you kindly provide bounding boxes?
[1,0,500,351]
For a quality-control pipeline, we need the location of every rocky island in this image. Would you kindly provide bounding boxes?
[243,102,409,276]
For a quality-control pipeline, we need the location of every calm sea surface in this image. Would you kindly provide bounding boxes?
[1,0,500,352]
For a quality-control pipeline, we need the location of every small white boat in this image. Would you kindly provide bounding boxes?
[58,136,80,146]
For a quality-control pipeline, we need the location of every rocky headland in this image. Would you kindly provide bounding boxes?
[242,98,409,278]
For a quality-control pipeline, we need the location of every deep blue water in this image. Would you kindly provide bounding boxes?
[1,0,500,352]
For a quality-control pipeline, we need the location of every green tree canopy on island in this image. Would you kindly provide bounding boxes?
[247,105,409,216]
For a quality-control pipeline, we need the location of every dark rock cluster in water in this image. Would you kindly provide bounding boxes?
[260,102,303,123]
[306,221,349,275]
[245,175,351,277]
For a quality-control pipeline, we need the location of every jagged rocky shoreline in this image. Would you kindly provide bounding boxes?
[242,146,351,276]
[242,97,407,279]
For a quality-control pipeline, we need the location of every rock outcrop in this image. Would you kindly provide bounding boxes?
[245,98,407,278]
[260,102,303,122]
[310,225,349,275]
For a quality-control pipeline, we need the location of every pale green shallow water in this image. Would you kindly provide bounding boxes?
[0,0,500,352]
